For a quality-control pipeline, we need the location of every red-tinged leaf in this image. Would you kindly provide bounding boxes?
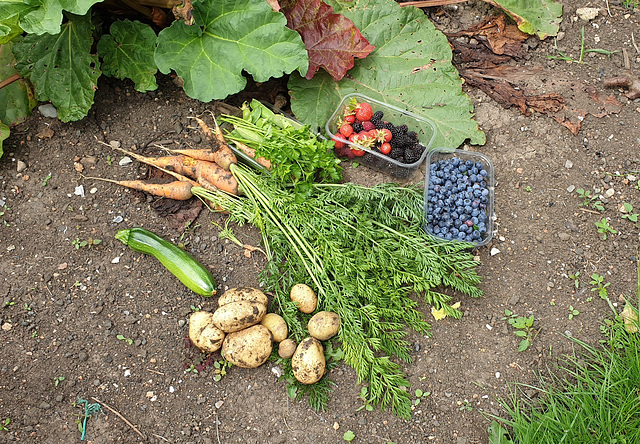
[280,0,374,81]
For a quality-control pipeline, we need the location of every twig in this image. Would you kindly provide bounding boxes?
[0,73,21,90]
[147,368,165,376]
[623,48,630,70]
[91,397,146,440]
[215,416,221,444]
[400,0,468,6]
[632,32,639,55]
[152,433,169,442]
[580,207,602,214]
[605,0,612,16]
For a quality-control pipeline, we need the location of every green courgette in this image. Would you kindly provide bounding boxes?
[115,227,217,297]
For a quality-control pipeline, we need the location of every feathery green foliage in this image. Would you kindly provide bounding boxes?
[193,166,483,418]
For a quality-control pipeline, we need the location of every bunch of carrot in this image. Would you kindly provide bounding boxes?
[90,113,252,200]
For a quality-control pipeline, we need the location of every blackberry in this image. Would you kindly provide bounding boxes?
[390,125,404,140]
[352,123,364,133]
[372,110,384,121]
[389,146,404,161]
[407,131,418,141]
[398,124,408,133]
[372,119,385,130]
[403,144,424,164]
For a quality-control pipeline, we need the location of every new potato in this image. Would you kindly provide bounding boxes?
[218,287,269,307]
[188,311,225,353]
[307,311,341,341]
[261,313,288,343]
[290,283,317,314]
[291,337,325,384]
[212,300,266,333]
[278,338,297,359]
[222,324,273,368]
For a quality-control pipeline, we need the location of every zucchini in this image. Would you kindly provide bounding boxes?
[115,227,217,297]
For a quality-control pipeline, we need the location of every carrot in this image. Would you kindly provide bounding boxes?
[113,148,240,195]
[231,140,272,170]
[190,115,237,170]
[84,177,195,200]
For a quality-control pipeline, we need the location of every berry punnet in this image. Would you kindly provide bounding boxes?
[426,158,491,244]
[334,98,425,164]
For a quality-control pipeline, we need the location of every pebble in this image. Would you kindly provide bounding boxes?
[509,294,520,305]
[111,256,120,264]
[113,215,123,223]
[605,188,615,198]
[177,319,186,328]
[74,185,85,198]
[490,247,500,256]
[109,140,121,149]
[495,372,501,379]
[558,232,570,241]
[38,104,58,118]
[564,160,573,169]
[119,156,133,166]
[215,400,224,409]
[576,7,600,21]
[566,185,575,193]
[38,401,51,409]
[16,160,27,172]
[78,351,88,362]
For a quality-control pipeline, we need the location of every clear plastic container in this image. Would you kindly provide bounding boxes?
[326,93,437,179]
[423,148,495,247]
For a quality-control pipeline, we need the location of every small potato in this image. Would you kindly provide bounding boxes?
[261,313,288,343]
[291,337,325,384]
[307,311,341,341]
[218,287,269,307]
[278,338,297,359]
[222,324,273,368]
[212,300,267,333]
[290,283,317,314]
[188,311,225,353]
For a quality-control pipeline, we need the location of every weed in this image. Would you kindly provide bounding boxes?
[212,360,231,382]
[459,400,473,412]
[185,364,198,374]
[53,376,65,387]
[42,172,52,187]
[106,155,113,166]
[524,185,532,192]
[569,271,580,289]
[31,330,38,338]
[590,273,611,299]
[116,334,133,345]
[622,203,639,223]
[0,418,10,432]
[548,26,618,64]
[72,238,102,249]
[3,300,15,307]
[575,188,604,211]
[568,306,580,320]
[502,310,536,352]
[412,388,430,407]
[595,218,617,240]
[622,0,639,9]
[24,303,31,311]
[190,305,201,312]
[356,386,375,412]
[343,430,356,442]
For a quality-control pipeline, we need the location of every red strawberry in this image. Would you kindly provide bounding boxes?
[355,102,373,122]
[344,115,356,124]
[339,124,354,138]
[331,135,346,149]
[378,128,392,143]
[380,142,391,155]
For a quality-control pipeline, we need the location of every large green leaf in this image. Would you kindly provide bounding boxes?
[0,42,36,126]
[0,0,102,36]
[13,13,100,122]
[0,121,8,158]
[289,0,484,149]
[486,0,562,39]
[0,14,23,44]
[155,0,308,102]
[97,20,158,92]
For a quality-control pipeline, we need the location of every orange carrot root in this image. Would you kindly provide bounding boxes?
[84,177,194,200]
[191,116,238,170]
[232,141,272,170]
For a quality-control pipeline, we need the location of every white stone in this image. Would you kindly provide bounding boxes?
[38,104,58,118]
[576,7,599,21]
[490,247,500,256]
[74,185,85,198]
[119,156,133,166]
[605,188,615,198]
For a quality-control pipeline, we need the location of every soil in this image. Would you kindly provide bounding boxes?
[1,1,640,443]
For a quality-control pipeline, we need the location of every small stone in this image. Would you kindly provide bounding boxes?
[124,369,131,377]
[177,319,186,328]
[1,322,11,331]
[16,160,27,173]
[490,247,500,256]
[38,104,58,118]
[564,160,573,169]
[109,140,121,149]
[509,294,520,305]
[566,185,576,193]
[39,401,51,409]
[576,7,599,21]
[111,256,120,264]
[495,372,501,379]
[146,391,154,398]
[56,395,64,402]
[113,215,124,223]
[90,187,98,194]
[169,386,175,393]
[119,156,133,166]
[78,352,88,362]
[215,400,224,409]
[74,185,85,198]
[558,232,570,241]
[333,422,340,431]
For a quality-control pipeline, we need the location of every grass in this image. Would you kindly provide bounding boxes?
[547,26,619,64]
[489,258,640,443]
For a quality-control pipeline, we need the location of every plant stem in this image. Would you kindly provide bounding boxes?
[0,73,21,91]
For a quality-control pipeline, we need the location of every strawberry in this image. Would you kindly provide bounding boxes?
[351,146,366,156]
[331,135,346,149]
[339,124,354,138]
[378,128,392,143]
[379,142,391,155]
[344,115,356,124]
[355,102,373,122]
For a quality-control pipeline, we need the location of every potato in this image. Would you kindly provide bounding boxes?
[307,311,341,341]
[261,313,288,343]
[188,311,225,353]
[218,287,269,307]
[278,338,297,359]
[212,300,267,333]
[291,337,325,384]
[222,324,273,368]
[290,283,317,314]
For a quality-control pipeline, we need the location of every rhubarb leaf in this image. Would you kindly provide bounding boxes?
[289,0,484,149]
[484,0,563,39]
[155,0,308,102]
[13,13,101,122]
[0,0,102,36]
[0,42,36,126]
[97,20,158,92]
[280,0,374,81]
